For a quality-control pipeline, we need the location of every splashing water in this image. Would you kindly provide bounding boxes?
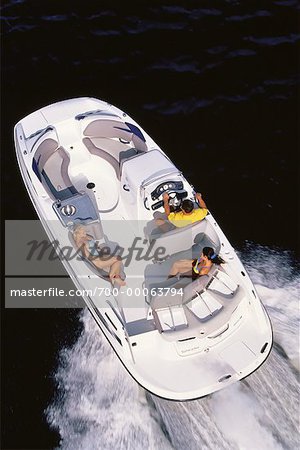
[47,246,300,449]
[242,244,300,370]
[152,350,299,450]
[46,312,173,450]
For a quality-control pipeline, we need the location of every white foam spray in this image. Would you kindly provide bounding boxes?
[243,244,300,370]
[47,245,299,449]
[151,246,300,450]
[46,312,172,450]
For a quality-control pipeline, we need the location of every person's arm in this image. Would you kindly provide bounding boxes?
[195,192,207,209]
[76,238,91,259]
[81,242,91,259]
[163,192,171,216]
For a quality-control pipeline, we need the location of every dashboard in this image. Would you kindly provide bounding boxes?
[151,180,184,201]
[148,180,188,211]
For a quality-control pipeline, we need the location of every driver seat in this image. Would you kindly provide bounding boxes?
[144,211,176,239]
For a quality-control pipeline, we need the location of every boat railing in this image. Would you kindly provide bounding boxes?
[106,300,136,364]
[75,109,120,121]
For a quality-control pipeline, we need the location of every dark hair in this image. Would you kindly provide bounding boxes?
[182,199,194,213]
[202,247,225,265]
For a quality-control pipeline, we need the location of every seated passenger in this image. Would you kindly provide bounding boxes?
[73,224,126,286]
[156,192,208,229]
[168,247,224,280]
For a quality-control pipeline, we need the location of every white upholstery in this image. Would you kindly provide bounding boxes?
[182,275,210,303]
[208,271,239,296]
[172,307,188,328]
[201,291,223,313]
[186,291,222,320]
[185,296,212,320]
[155,306,187,332]
[216,271,238,292]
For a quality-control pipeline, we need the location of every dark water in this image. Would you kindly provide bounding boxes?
[1,1,299,449]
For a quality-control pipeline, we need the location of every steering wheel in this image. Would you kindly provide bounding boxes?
[166,191,182,208]
[146,187,188,212]
[168,192,181,207]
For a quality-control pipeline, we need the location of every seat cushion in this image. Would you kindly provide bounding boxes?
[154,305,187,332]
[185,291,222,321]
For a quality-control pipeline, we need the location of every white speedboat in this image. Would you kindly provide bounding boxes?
[14,97,272,400]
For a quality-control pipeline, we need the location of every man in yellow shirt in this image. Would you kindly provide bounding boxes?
[162,192,208,228]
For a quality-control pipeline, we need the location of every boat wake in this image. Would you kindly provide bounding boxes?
[46,312,173,450]
[47,245,299,450]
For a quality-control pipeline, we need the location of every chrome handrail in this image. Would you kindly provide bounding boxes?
[106,300,135,364]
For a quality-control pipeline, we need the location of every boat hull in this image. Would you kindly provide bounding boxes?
[14,97,273,400]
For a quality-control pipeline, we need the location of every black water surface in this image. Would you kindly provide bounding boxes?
[1,1,299,449]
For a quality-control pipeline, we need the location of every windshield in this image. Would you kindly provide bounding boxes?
[122,149,180,193]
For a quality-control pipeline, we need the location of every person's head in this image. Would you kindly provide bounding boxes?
[181,199,194,214]
[201,247,225,265]
[73,224,87,240]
